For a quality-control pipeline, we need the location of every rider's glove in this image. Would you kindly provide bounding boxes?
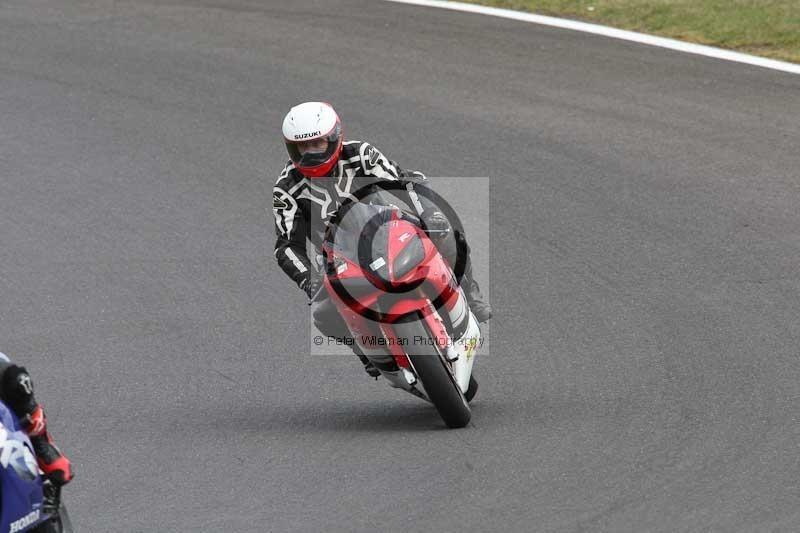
[299,275,323,301]
[422,211,451,240]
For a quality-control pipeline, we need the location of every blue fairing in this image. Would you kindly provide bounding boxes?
[0,401,48,532]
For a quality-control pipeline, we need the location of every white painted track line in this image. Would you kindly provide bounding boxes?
[383,0,800,75]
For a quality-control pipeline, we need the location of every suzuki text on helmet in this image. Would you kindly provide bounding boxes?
[282,102,343,178]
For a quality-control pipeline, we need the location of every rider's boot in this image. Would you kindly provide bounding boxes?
[458,251,492,323]
[463,274,492,323]
[448,230,492,323]
[1,365,73,485]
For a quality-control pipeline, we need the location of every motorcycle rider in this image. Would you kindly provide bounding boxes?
[0,351,73,485]
[273,102,491,376]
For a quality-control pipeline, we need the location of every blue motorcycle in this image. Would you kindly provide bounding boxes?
[0,400,71,533]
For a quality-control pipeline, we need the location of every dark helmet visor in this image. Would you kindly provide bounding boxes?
[285,124,342,168]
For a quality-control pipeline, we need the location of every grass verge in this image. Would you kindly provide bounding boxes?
[460,0,800,63]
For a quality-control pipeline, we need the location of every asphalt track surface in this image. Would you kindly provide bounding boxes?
[1,1,799,531]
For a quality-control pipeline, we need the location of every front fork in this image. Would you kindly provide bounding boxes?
[378,296,481,395]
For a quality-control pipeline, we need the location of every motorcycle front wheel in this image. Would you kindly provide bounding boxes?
[393,316,472,428]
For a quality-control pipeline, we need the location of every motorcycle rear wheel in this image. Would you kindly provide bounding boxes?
[31,489,72,533]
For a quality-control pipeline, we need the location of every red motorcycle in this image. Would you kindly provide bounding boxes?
[321,197,482,428]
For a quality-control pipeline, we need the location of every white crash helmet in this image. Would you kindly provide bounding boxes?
[282,102,343,178]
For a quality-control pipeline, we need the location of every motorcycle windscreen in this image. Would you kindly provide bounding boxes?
[327,203,394,273]
[393,234,425,279]
[327,202,428,299]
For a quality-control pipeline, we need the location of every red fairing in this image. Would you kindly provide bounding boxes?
[322,243,381,313]
[386,213,460,314]
[379,305,451,368]
[386,211,429,284]
[325,215,458,314]
[324,214,459,370]
[378,324,411,369]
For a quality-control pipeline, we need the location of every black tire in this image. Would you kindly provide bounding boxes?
[30,502,71,533]
[393,317,471,428]
[30,517,62,533]
[465,375,478,403]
